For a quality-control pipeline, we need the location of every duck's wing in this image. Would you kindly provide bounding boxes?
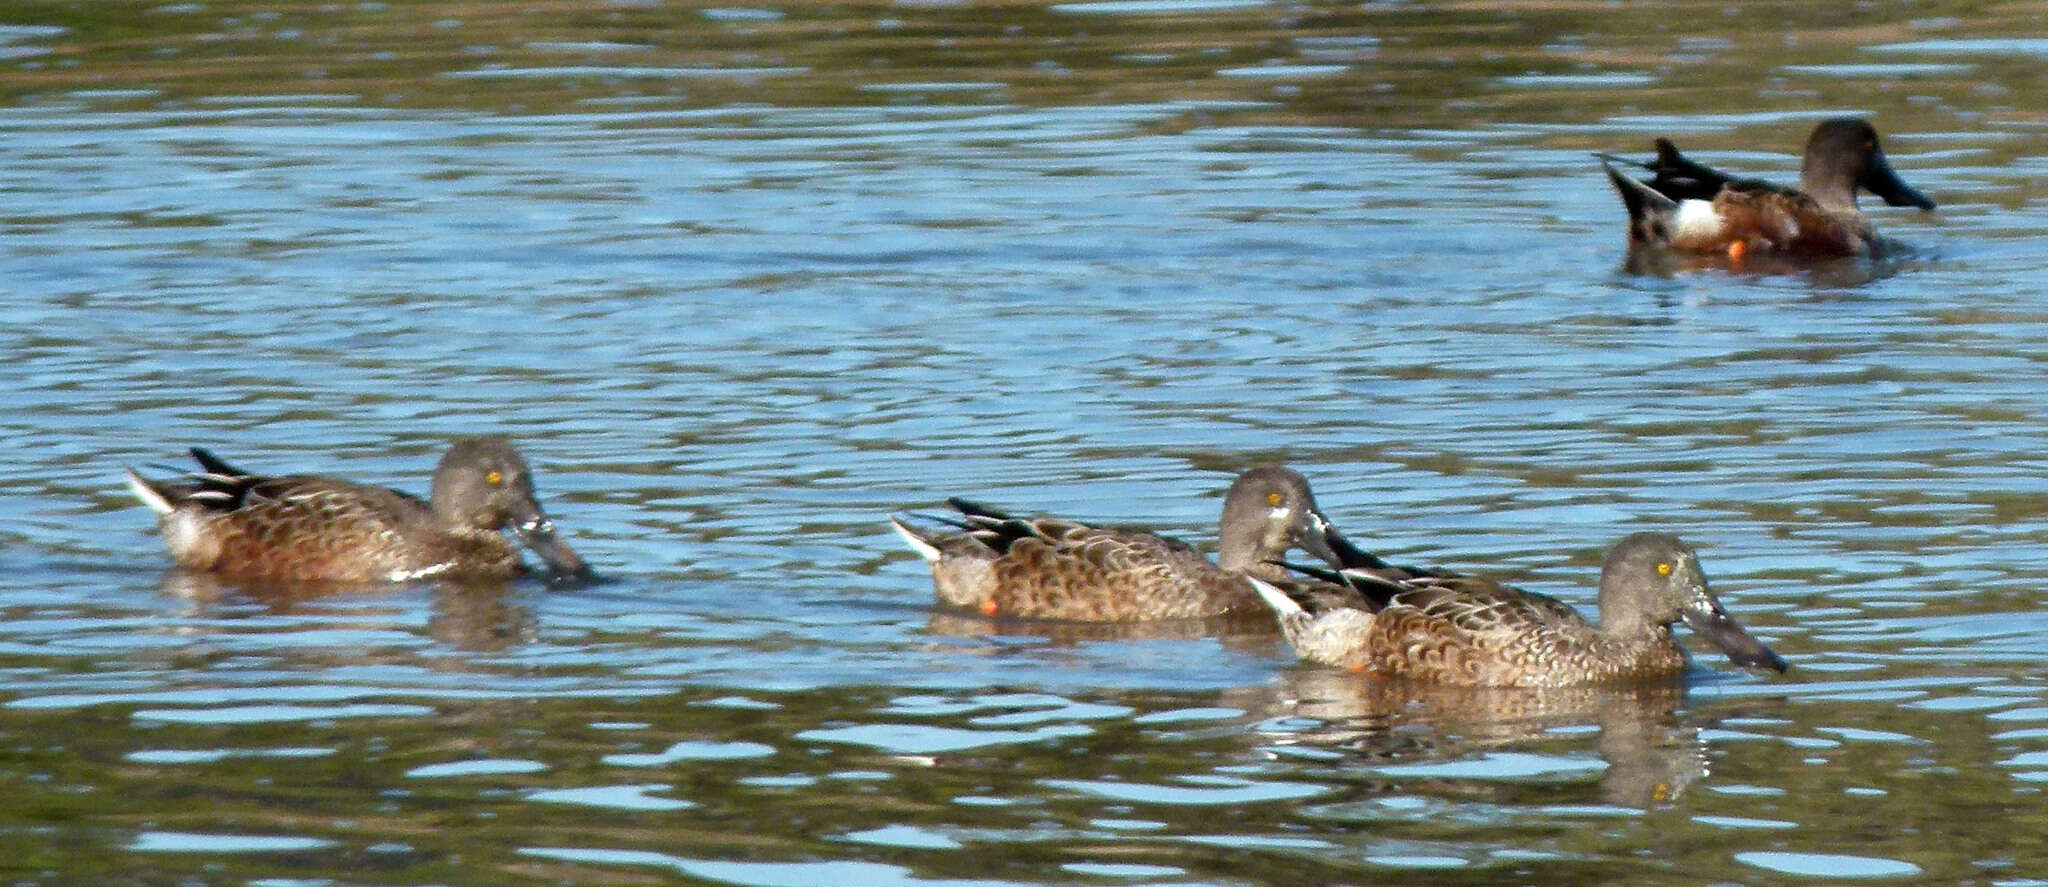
[124,449,275,515]
[1639,138,1746,201]
[1383,575,1591,637]
[1599,138,1785,201]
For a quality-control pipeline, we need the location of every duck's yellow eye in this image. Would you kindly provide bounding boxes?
[1267,492,1283,507]
[486,471,503,486]
[1656,562,1672,576]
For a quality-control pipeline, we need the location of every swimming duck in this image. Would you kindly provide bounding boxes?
[1600,118,1933,259]
[890,466,1343,621]
[124,436,590,583]
[1251,531,1787,687]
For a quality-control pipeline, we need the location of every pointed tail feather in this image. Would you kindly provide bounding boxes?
[945,496,1016,522]
[1247,576,1324,651]
[908,510,975,532]
[1245,575,1304,617]
[1591,150,1652,171]
[1272,559,1414,610]
[888,516,946,563]
[188,447,247,477]
[123,467,176,515]
[1602,161,1682,246]
[1604,161,1678,213]
[1647,139,1740,200]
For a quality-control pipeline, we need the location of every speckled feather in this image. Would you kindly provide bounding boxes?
[174,477,520,581]
[944,517,1259,621]
[892,466,1338,622]
[1343,577,1687,687]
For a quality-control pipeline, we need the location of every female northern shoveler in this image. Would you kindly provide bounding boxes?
[1599,118,1934,259]
[889,466,1343,621]
[124,436,590,583]
[1251,531,1787,687]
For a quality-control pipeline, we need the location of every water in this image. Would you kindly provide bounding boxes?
[4,1,2048,883]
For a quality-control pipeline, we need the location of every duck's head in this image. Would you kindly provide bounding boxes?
[1217,466,1342,573]
[1600,532,1787,673]
[1802,117,1934,213]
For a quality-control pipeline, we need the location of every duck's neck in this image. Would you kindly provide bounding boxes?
[1216,523,1282,575]
[1602,624,1687,680]
[1547,622,1684,685]
[1799,172,1859,214]
[407,528,523,580]
[1236,558,1292,584]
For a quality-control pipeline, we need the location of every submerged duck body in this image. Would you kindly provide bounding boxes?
[124,436,589,584]
[1600,118,1934,259]
[1253,532,1787,687]
[890,466,1341,622]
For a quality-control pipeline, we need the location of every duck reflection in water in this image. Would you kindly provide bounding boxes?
[1241,670,1714,809]
[157,571,539,652]
[923,609,1285,649]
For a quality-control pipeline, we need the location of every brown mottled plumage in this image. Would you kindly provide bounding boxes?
[889,466,1342,622]
[1599,118,1933,259]
[1252,532,1786,687]
[124,436,590,584]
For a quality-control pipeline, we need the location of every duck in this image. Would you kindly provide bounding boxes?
[1599,118,1933,259]
[889,466,1343,621]
[1250,531,1787,687]
[123,436,590,583]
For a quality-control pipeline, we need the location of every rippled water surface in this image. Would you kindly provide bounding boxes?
[6,1,2048,884]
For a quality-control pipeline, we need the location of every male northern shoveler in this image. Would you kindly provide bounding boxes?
[889,466,1343,621]
[124,436,590,584]
[1599,118,1934,259]
[1250,531,1787,687]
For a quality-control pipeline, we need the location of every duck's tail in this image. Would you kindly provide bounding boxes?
[1602,160,1681,245]
[1248,575,1378,669]
[187,446,250,478]
[1246,575,1304,617]
[887,516,946,563]
[123,466,177,515]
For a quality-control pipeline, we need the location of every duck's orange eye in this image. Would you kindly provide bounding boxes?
[486,471,503,486]
[1656,562,1672,576]
[1267,492,1283,507]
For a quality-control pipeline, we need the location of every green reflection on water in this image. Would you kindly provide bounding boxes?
[2,675,2041,883]
[0,0,2025,143]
